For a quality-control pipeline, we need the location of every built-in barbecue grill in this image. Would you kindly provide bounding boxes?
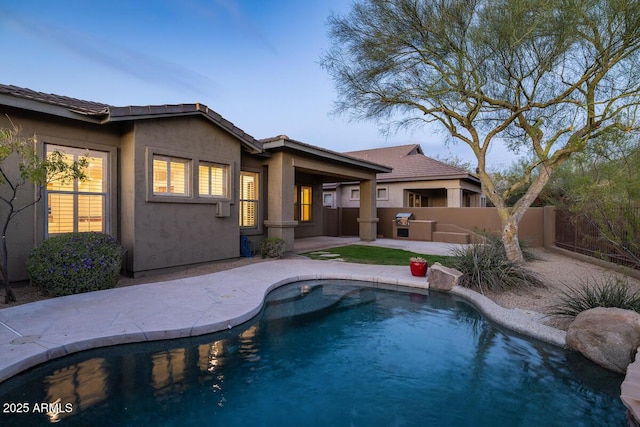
[394,212,414,237]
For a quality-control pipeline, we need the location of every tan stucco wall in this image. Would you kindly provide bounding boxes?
[126,117,242,275]
[261,149,381,248]
[333,178,482,209]
[0,111,121,281]
[377,207,547,246]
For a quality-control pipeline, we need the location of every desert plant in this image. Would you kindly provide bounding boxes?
[0,121,87,302]
[550,275,640,318]
[27,232,124,296]
[260,237,286,259]
[451,234,544,294]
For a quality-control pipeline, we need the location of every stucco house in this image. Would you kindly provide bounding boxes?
[0,84,390,281]
[323,144,484,209]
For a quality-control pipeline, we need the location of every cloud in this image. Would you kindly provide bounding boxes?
[1,5,217,97]
[186,0,278,55]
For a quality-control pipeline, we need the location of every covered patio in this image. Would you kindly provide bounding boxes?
[259,136,392,252]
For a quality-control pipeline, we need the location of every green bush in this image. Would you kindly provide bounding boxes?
[260,237,286,258]
[451,233,544,294]
[27,232,124,296]
[550,275,640,318]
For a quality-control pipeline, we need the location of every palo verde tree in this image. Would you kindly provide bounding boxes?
[321,0,640,262]
[0,121,87,303]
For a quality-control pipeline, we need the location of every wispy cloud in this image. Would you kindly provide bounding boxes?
[1,5,217,97]
[183,0,278,55]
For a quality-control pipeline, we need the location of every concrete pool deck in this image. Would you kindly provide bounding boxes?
[0,238,566,384]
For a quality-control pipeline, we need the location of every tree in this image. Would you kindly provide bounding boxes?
[0,120,86,303]
[321,0,640,262]
[548,132,640,267]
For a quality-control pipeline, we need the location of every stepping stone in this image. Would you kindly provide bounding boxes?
[319,253,341,258]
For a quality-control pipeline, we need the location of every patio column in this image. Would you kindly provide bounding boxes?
[264,152,298,252]
[357,179,379,241]
[447,187,463,207]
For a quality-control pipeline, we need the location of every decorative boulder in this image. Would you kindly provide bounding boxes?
[566,307,640,373]
[428,263,463,292]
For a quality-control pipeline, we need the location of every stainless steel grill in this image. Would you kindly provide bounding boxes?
[395,212,414,227]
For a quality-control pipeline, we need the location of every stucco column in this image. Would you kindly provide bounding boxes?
[357,179,379,241]
[263,152,298,252]
[447,187,463,207]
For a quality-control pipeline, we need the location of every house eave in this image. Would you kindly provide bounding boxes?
[376,173,481,184]
[0,93,108,124]
[262,136,392,174]
[107,104,263,154]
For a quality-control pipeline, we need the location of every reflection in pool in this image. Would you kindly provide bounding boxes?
[0,280,626,426]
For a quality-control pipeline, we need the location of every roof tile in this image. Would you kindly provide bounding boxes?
[0,83,110,115]
[345,144,474,181]
[0,83,263,152]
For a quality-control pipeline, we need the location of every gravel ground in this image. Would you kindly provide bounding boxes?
[4,248,639,331]
[485,248,640,330]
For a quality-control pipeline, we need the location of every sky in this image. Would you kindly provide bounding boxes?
[0,0,516,169]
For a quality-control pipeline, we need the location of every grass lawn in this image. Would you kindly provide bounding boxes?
[303,244,453,267]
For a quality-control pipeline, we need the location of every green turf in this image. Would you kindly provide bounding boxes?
[303,244,453,266]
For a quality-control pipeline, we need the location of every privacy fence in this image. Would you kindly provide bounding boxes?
[322,206,639,270]
[555,208,640,270]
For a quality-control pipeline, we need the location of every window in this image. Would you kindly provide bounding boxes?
[46,145,108,236]
[153,155,190,196]
[323,192,334,207]
[239,171,259,227]
[294,185,312,222]
[350,188,360,200]
[376,187,388,200]
[409,192,422,207]
[199,162,228,198]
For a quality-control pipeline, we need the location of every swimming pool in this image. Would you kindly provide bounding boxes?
[0,280,625,426]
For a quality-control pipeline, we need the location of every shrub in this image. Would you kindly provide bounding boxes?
[550,275,640,318]
[451,233,544,294]
[27,232,124,296]
[260,237,286,258]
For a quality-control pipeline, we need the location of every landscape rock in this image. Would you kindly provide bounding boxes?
[566,307,640,373]
[428,263,463,291]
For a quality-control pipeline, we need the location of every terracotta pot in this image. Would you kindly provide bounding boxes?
[410,261,428,277]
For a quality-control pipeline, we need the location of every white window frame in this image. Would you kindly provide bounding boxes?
[152,155,191,197]
[45,144,110,237]
[239,170,260,228]
[198,161,229,199]
[350,188,360,201]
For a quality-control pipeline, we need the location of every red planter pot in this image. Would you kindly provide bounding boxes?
[410,261,428,277]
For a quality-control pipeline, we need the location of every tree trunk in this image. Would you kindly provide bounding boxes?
[1,265,15,304]
[486,161,559,264]
[501,214,524,263]
[1,237,16,304]
[2,211,16,303]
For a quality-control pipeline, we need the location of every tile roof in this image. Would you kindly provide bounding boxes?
[0,84,110,116]
[0,84,262,153]
[345,144,477,182]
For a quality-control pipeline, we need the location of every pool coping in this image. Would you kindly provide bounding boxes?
[0,259,566,384]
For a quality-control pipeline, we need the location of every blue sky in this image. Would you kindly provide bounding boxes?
[0,0,514,168]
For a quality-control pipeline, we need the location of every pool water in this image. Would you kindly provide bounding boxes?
[0,280,626,426]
